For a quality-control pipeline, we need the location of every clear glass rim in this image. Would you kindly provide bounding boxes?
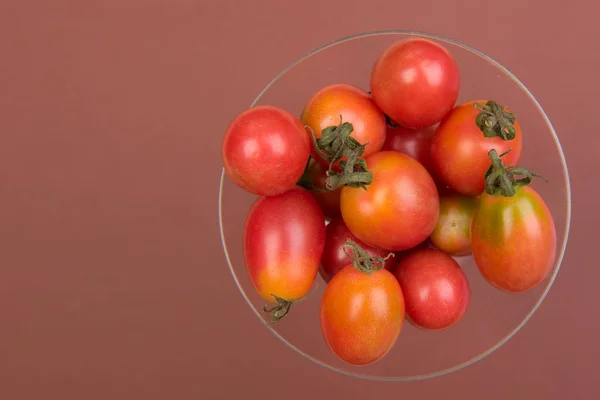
[218,30,572,381]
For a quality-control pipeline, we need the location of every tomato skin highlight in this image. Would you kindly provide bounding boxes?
[370,38,460,128]
[301,83,387,162]
[320,217,395,283]
[243,187,326,303]
[430,194,477,256]
[320,266,405,366]
[341,151,440,251]
[222,105,311,196]
[395,248,470,331]
[431,100,523,196]
[471,186,557,293]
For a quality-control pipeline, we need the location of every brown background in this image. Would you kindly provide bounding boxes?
[0,1,596,399]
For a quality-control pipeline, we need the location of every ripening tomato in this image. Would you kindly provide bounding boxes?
[370,38,460,128]
[301,84,387,162]
[430,194,477,256]
[341,151,439,251]
[222,105,310,196]
[320,217,395,283]
[382,124,437,176]
[320,265,405,365]
[471,186,556,293]
[299,157,341,220]
[243,187,326,305]
[431,100,523,196]
[395,248,470,331]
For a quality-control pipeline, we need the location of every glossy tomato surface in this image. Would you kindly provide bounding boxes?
[243,187,326,303]
[301,83,386,161]
[370,38,460,129]
[301,157,341,220]
[395,248,470,331]
[431,100,523,196]
[430,194,477,256]
[341,151,439,251]
[471,186,557,293]
[320,217,394,283]
[381,124,437,177]
[222,105,310,196]
[320,266,405,365]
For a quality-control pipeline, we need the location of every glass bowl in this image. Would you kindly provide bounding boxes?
[219,31,571,381]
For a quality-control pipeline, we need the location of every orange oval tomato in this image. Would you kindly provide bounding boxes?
[301,83,386,162]
[430,194,477,256]
[471,186,556,293]
[320,265,405,365]
[340,151,439,251]
[243,187,326,303]
[431,100,523,196]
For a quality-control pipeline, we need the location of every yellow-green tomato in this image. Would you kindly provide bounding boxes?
[430,194,477,256]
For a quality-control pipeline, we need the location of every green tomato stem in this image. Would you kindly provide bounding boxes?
[343,239,393,275]
[474,100,518,140]
[306,116,374,191]
[484,149,547,197]
[263,295,293,324]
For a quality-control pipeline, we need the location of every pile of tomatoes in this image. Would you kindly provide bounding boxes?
[221,38,557,366]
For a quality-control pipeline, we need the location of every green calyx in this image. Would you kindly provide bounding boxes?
[262,282,319,324]
[263,295,294,324]
[306,116,373,191]
[474,100,518,140]
[484,148,547,197]
[343,239,394,275]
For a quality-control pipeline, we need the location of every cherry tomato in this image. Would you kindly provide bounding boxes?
[471,186,556,293]
[298,157,341,220]
[341,151,439,251]
[301,83,387,162]
[370,38,460,128]
[243,187,326,306]
[431,100,523,196]
[430,194,477,256]
[320,217,394,283]
[222,105,310,196]
[382,123,437,177]
[395,248,470,331]
[320,265,405,365]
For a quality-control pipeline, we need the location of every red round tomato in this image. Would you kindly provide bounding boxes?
[243,187,326,320]
[431,100,523,196]
[301,83,387,163]
[298,157,341,220]
[320,217,394,283]
[382,123,437,176]
[340,151,439,251]
[320,265,405,365]
[430,194,477,256]
[222,105,310,196]
[394,248,470,331]
[471,186,556,293]
[370,38,460,128]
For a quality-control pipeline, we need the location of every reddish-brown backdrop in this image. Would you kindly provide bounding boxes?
[0,1,595,399]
